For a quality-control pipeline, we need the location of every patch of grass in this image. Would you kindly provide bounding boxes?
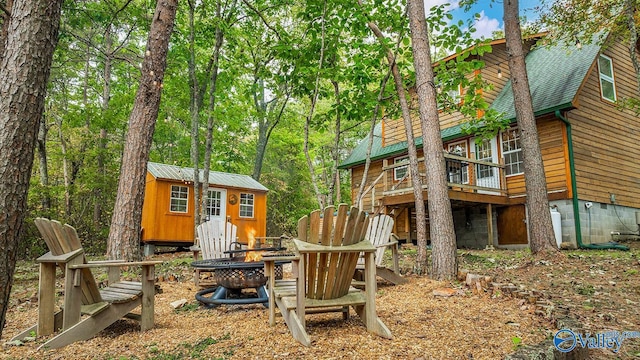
[401,248,417,256]
[511,336,522,350]
[576,284,595,296]
[625,268,638,276]
[174,302,200,313]
[133,335,229,360]
[459,252,499,269]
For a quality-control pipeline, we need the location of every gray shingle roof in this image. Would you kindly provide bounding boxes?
[147,162,268,192]
[339,40,601,169]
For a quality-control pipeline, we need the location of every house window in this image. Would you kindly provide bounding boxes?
[206,189,223,219]
[475,140,494,179]
[597,54,616,102]
[501,127,524,176]
[393,156,409,181]
[447,141,469,184]
[170,185,188,213]
[239,193,254,218]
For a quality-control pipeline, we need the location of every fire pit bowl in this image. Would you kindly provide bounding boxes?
[192,256,283,289]
[191,256,287,306]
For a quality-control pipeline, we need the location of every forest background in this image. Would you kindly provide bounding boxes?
[16,0,472,258]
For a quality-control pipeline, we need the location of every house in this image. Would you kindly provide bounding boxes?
[339,34,639,249]
[141,162,268,251]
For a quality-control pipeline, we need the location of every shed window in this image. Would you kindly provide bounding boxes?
[170,185,188,213]
[501,127,524,176]
[239,193,254,218]
[597,54,616,102]
[393,156,409,181]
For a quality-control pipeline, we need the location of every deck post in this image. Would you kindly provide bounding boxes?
[486,204,495,250]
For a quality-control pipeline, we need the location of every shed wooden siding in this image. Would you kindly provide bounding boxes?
[569,40,640,208]
[142,174,196,244]
[141,176,267,245]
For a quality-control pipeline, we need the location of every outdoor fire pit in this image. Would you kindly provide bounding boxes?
[191,254,287,307]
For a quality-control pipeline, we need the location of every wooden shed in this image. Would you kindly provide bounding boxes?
[141,162,268,247]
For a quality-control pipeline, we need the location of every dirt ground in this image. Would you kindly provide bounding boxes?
[1,241,639,359]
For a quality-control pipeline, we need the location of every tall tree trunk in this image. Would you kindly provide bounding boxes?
[107,0,177,261]
[200,5,227,223]
[0,0,12,60]
[355,66,392,208]
[407,0,458,280]
[624,0,640,94]
[36,115,50,210]
[58,114,72,216]
[188,0,202,229]
[0,0,63,338]
[360,3,429,274]
[504,0,556,254]
[95,25,113,227]
[252,78,268,181]
[304,1,327,209]
[326,79,342,206]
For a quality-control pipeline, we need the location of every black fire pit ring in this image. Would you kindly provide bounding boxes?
[191,257,287,307]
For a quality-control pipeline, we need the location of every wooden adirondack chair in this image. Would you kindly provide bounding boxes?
[193,219,238,286]
[11,218,162,350]
[268,204,392,346]
[355,214,408,285]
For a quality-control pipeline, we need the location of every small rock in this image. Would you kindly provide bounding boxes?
[465,273,483,286]
[432,288,458,297]
[5,340,24,347]
[170,298,188,309]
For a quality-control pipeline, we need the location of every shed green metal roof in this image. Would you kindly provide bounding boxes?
[147,162,268,192]
[339,40,601,169]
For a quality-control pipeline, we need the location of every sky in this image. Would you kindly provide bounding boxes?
[423,0,543,39]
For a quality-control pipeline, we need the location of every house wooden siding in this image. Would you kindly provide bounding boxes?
[568,40,640,208]
[141,171,268,246]
[351,116,570,210]
[382,41,536,149]
[505,116,570,198]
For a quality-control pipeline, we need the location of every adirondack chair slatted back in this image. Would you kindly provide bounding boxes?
[297,204,368,300]
[365,215,394,267]
[197,219,237,260]
[34,218,102,304]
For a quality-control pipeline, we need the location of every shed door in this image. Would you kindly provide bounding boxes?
[206,188,227,222]
[497,205,528,245]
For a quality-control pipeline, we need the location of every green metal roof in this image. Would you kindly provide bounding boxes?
[339,40,601,169]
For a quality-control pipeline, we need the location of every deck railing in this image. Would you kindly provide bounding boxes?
[381,152,507,197]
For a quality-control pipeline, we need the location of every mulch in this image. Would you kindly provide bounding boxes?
[1,252,551,360]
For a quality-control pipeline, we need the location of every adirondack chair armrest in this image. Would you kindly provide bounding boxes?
[293,238,375,254]
[373,240,398,249]
[70,260,163,269]
[37,248,84,264]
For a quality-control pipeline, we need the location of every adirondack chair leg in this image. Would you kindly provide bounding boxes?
[38,299,142,350]
[276,300,311,346]
[11,310,63,342]
[62,260,84,331]
[141,265,156,331]
[391,243,400,273]
[352,304,393,340]
[37,262,57,336]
